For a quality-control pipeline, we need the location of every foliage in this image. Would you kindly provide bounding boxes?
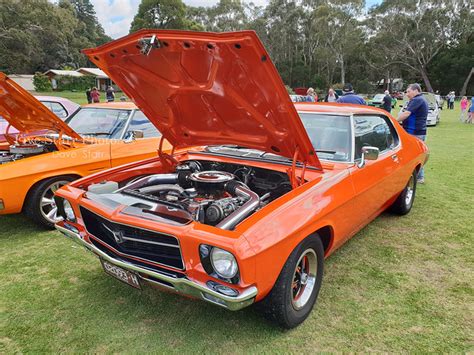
[365,0,472,92]
[0,0,109,74]
[285,85,295,95]
[33,72,52,92]
[55,75,96,91]
[129,0,198,32]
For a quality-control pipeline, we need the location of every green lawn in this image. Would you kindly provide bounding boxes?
[1,105,473,352]
[32,91,90,105]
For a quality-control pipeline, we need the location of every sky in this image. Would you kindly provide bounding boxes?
[91,0,382,39]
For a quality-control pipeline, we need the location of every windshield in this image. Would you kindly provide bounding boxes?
[65,108,131,139]
[373,94,385,101]
[298,113,352,162]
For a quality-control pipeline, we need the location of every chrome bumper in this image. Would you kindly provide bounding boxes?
[55,224,257,311]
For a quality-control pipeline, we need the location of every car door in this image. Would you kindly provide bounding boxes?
[349,114,403,225]
[110,110,162,167]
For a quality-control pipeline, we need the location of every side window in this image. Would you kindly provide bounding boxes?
[126,111,161,138]
[353,115,397,159]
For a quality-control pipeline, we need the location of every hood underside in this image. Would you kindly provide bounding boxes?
[83,30,321,168]
[0,73,81,139]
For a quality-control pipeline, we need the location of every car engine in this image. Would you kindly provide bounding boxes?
[0,143,49,165]
[86,160,292,230]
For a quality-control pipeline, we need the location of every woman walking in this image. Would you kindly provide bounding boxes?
[460,96,468,122]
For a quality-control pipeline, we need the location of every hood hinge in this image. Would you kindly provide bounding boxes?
[287,147,307,189]
[158,135,178,170]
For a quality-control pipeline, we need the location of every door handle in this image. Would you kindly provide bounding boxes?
[391,154,398,161]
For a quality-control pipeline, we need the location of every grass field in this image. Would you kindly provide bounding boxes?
[1,103,473,352]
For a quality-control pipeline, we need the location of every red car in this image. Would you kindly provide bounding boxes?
[55,30,428,328]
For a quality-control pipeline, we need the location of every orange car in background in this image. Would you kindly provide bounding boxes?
[0,73,170,228]
[54,30,428,328]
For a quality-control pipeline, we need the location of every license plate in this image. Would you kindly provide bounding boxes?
[101,259,141,289]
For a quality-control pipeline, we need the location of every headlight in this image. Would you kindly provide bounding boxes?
[210,247,238,279]
[62,200,76,221]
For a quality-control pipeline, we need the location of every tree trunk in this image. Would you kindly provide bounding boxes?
[420,66,433,93]
[340,57,345,85]
[460,67,473,97]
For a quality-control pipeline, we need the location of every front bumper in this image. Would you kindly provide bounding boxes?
[55,223,257,311]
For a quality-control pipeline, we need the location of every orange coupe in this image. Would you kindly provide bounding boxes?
[0,73,169,228]
[54,30,428,328]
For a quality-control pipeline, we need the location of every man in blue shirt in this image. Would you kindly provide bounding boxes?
[336,83,366,105]
[397,83,429,183]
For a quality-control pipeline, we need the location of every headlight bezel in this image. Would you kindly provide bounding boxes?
[199,244,240,284]
[55,197,76,223]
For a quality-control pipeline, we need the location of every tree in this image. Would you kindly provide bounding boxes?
[59,0,111,45]
[367,0,470,92]
[130,0,193,32]
[0,0,111,73]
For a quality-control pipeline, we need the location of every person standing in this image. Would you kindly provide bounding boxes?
[106,86,115,102]
[90,87,100,103]
[336,83,366,105]
[460,96,468,122]
[305,87,317,102]
[397,83,429,183]
[382,90,393,113]
[448,91,455,109]
[324,88,339,102]
[85,88,92,104]
[468,97,474,124]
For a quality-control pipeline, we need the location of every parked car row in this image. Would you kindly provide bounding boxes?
[0,30,429,329]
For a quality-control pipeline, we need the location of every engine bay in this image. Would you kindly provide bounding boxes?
[86,160,293,229]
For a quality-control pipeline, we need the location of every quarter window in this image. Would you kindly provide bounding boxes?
[42,101,68,119]
[353,115,398,159]
[125,111,160,138]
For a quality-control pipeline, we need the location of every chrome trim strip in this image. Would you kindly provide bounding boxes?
[56,224,257,311]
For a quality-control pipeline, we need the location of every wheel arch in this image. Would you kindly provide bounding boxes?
[312,225,334,256]
[21,173,82,211]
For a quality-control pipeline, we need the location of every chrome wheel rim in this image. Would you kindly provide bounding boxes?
[40,180,69,223]
[405,175,415,206]
[291,249,317,310]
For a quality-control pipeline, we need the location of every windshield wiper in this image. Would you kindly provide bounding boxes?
[316,149,337,154]
[80,132,111,137]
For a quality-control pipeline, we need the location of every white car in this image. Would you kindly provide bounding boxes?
[401,92,440,127]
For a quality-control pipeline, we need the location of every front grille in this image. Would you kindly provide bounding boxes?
[80,207,184,270]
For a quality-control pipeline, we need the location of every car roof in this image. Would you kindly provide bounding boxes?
[83,102,138,109]
[294,102,389,115]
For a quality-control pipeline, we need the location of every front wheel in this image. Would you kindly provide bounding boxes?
[23,176,75,228]
[257,235,324,329]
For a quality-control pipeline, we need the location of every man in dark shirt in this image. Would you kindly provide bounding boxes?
[336,83,366,105]
[397,83,429,183]
[382,90,392,113]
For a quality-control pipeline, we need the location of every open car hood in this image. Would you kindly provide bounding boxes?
[83,30,321,168]
[0,73,81,139]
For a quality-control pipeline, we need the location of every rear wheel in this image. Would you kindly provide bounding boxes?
[24,176,75,229]
[389,171,417,215]
[257,235,324,329]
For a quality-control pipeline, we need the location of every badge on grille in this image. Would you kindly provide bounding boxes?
[102,223,124,244]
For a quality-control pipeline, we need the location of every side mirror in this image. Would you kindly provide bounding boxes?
[124,130,144,143]
[358,146,380,168]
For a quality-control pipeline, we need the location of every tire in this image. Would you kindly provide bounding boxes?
[23,176,75,229]
[389,171,417,215]
[257,235,324,329]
